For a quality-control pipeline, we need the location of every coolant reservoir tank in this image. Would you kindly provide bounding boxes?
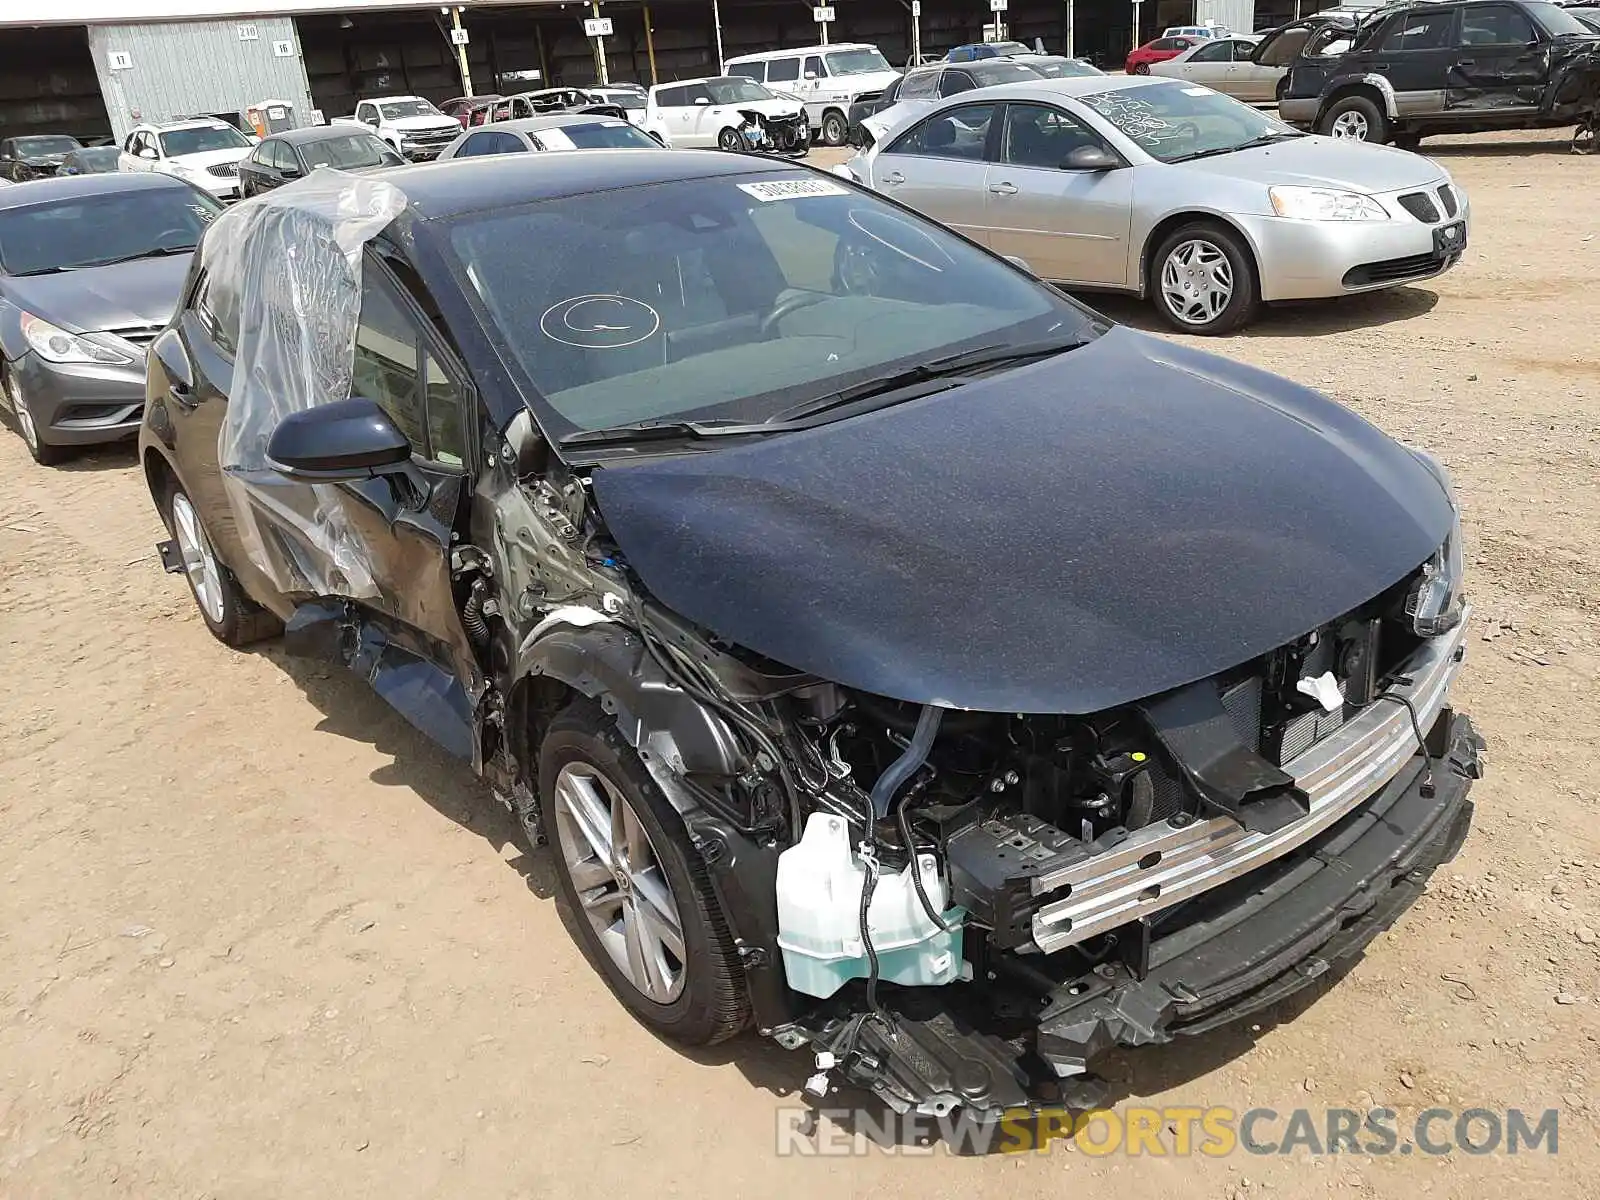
[776,811,966,999]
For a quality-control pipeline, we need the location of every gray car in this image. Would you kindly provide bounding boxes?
[436,112,661,160]
[842,75,1469,334]
[0,173,221,464]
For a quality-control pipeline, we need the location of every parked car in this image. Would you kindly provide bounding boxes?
[1279,0,1600,147]
[1150,35,1268,97]
[1219,13,1360,106]
[724,42,902,144]
[1163,24,1228,39]
[117,119,255,201]
[944,41,1035,61]
[332,96,462,161]
[1126,34,1202,74]
[436,113,660,159]
[852,58,1074,147]
[841,75,1470,334]
[644,76,810,152]
[139,152,1481,1121]
[55,145,123,176]
[474,88,633,127]
[0,134,84,182]
[1027,55,1108,79]
[441,94,501,126]
[589,85,650,125]
[0,172,219,464]
[237,126,404,198]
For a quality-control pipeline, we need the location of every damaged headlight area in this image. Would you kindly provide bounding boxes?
[732,109,811,155]
[1405,449,1466,637]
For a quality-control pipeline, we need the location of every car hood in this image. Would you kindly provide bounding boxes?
[1176,134,1444,192]
[590,327,1455,714]
[20,152,72,166]
[3,253,192,335]
[167,147,251,171]
[860,98,938,142]
[386,114,460,133]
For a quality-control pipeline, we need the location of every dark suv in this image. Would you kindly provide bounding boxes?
[1279,0,1600,147]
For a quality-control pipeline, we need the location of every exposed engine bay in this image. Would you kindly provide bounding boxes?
[731,109,810,154]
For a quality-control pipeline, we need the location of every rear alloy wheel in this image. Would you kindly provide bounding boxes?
[1318,94,1387,143]
[165,485,281,646]
[820,109,848,146]
[717,126,745,152]
[3,363,67,465]
[539,699,748,1045]
[1152,222,1259,335]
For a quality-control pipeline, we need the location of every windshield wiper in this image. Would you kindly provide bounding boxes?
[71,245,197,268]
[773,333,1095,424]
[560,417,781,449]
[1169,130,1304,163]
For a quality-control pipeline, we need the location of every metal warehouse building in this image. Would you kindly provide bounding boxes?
[0,0,1302,144]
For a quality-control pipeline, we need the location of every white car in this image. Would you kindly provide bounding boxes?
[643,76,810,153]
[1149,36,1271,102]
[117,119,255,201]
[724,42,901,145]
[332,96,462,161]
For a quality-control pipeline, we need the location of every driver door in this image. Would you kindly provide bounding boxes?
[1446,3,1547,112]
[684,83,721,145]
[871,102,1000,245]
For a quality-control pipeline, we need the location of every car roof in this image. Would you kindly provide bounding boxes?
[483,114,637,134]
[725,42,876,60]
[370,148,794,219]
[649,75,747,91]
[959,75,1163,103]
[139,118,235,132]
[271,125,384,145]
[0,169,189,211]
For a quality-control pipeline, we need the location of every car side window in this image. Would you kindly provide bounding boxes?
[1458,4,1538,44]
[192,268,240,356]
[352,262,466,467]
[767,56,800,82]
[899,69,940,99]
[804,55,824,78]
[1001,103,1105,168]
[1189,40,1234,62]
[887,102,997,159]
[728,63,763,80]
[939,69,976,96]
[684,83,714,104]
[1379,10,1456,50]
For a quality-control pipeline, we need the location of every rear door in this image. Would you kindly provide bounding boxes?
[983,102,1133,287]
[1367,6,1461,117]
[871,102,1000,244]
[1171,39,1238,89]
[1446,2,1547,111]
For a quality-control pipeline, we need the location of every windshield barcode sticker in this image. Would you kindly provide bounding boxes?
[738,179,850,202]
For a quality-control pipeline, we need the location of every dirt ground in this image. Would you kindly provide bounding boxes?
[3,131,1598,1199]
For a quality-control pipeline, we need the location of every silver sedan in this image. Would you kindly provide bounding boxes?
[840,76,1469,334]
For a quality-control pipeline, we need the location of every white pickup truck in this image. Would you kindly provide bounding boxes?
[331,97,462,162]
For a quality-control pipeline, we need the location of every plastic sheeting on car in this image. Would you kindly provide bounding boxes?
[212,169,406,600]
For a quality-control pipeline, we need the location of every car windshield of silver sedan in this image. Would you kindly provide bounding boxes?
[447,173,1089,442]
[825,47,893,74]
[540,121,659,149]
[0,188,221,276]
[299,132,405,170]
[969,61,1047,86]
[159,125,252,156]
[706,78,777,104]
[1080,81,1303,163]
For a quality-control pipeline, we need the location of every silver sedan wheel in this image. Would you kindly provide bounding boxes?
[1329,110,1370,140]
[169,491,226,625]
[1160,238,1234,327]
[6,370,38,452]
[553,762,687,1004]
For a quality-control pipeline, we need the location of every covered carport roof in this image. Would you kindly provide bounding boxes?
[0,0,572,29]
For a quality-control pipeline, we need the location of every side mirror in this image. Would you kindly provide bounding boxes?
[1003,254,1034,274]
[1063,145,1119,171]
[280,163,302,179]
[138,147,157,160]
[694,96,710,105]
[364,115,379,126]
[803,70,819,80]
[266,397,412,481]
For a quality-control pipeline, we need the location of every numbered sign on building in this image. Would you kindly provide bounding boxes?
[450,27,470,46]
[813,6,836,23]
[583,17,614,37]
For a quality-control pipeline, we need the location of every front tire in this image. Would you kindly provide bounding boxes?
[1318,94,1387,143]
[2,361,68,465]
[1150,221,1259,336]
[164,484,281,646]
[820,109,848,146]
[1132,62,1151,75]
[539,698,749,1046]
[717,126,744,152]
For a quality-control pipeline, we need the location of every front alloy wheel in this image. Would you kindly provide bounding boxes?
[821,110,848,146]
[717,126,745,153]
[163,484,281,645]
[1152,222,1259,335]
[3,364,66,465]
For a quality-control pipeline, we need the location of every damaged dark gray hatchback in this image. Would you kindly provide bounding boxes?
[139,152,1484,1118]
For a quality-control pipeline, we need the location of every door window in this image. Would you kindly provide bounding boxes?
[887,103,997,159]
[1458,4,1538,45]
[683,83,715,105]
[766,56,801,82]
[352,264,466,466]
[267,140,295,171]
[727,62,764,80]
[1188,40,1235,62]
[1000,104,1105,168]
[939,70,976,96]
[457,130,521,157]
[1379,10,1456,50]
[804,55,825,79]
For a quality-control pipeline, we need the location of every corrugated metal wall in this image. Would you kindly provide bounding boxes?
[86,17,315,142]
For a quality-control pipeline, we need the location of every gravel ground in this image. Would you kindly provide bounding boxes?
[2,132,1597,1199]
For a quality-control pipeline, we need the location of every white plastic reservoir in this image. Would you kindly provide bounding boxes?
[776,812,966,999]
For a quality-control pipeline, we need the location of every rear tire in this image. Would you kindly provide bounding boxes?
[1318,94,1387,143]
[1392,130,1423,151]
[1150,221,1260,336]
[539,698,749,1046]
[164,483,281,646]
